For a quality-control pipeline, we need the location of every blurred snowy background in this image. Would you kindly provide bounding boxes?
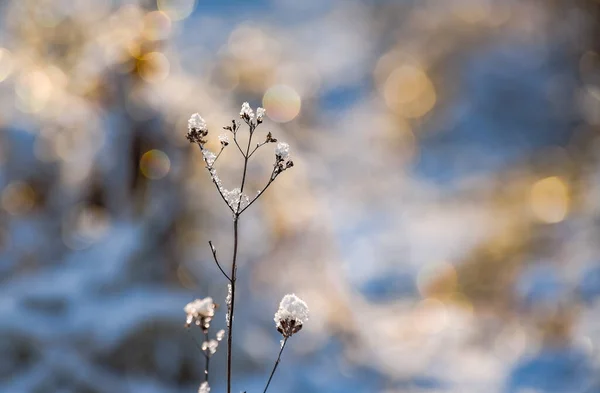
[1,0,600,392]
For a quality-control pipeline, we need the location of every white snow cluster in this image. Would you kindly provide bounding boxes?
[188,113,207,132]
[275,142,290,160]
[184,297,215,326]
[198,382,210,393]
[274,294,309,329]
[240,102,254,120]
[256,107,266,122]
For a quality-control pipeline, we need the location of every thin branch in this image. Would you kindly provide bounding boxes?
[186,328,208,359]
[204,330,210,383]
[248,141,267,158]
[212,146,225,165]
[208,241,231,282]
[195,145,234,213]
[233,134,246,158]
[262,337,288,393]
[238,167,278,215]
[226,123,255,393]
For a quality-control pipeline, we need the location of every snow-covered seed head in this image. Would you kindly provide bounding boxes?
[202,339,219,355]
[198,382,210,393]
[187,113,209,144]
[274,294,309,338]
[256,107,266,123]
[219,133,230,146]
[240,102,254,121]
[184,297,217,329]
[275,142,290,161]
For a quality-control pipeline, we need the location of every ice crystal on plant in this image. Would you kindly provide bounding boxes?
[256,107,266,122]
[219,133,229,145]
[275,142,290,160]
[222,188,250,211]
[188,113,207,132]
[202,339,219,355]
[202,149,217,167]
[274,294,309,338]
[226,283,232,327]
[198,382,210,393]
[184,297,216,329]
[216,329,225,341]
[240,102,254,120]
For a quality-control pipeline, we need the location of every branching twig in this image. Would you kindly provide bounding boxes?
[239,166,278,215]
[208,241,231,281]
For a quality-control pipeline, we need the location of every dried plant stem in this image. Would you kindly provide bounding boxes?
[204,330,210,382]
[226,123,254,393]
[262,338,289,393]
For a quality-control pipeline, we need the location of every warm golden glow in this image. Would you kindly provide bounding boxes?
[383,65,436,118]
[157,0,196,21]
[2,182,35,215]
[530,176,569,223]
[263,85,301,123]
[0,48,14,83]
[140,149,171,179]
[137,52,170,83]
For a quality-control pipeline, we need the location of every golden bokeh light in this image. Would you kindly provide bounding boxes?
[15,69,54,113]
[1,182,35,215]
[529,176,569,224]
[383,65,437,118]
[143,11,172,41]
[0,48,14,83]
[262,84,301,123]
[140,149,171,179]
[157,0,196,21]
[137,52,170,83]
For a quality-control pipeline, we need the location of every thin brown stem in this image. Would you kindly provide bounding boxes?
[204,330,210,382]
[262,337,288,393]
[208,241,231,281]
[226,123,255,393]
[239,166,278,215]
[226,217,238,393]
[196,145,234,213]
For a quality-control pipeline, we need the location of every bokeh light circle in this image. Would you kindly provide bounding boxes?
[143,11,172,41]
[138,52,170,83]
[157,0,196,21]
[383,65,436,118]
[529,176,569,224]
[140,149,171,179]
[262,85,301,123]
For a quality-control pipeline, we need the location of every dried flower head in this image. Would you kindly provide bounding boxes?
[275,142,290,160]
[198,382,210,393]
[274,294,309,338]
[256,107,266,123]
[184,297,217,329]
[187,113,209,144]
[202,339,219,355]
[219,133,230,146]
[240,102,254,121]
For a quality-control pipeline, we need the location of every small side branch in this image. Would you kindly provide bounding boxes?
[209,241,231,282]
[262,337,288,393]
[239,167,278,215]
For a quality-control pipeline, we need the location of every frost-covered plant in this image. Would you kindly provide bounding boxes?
[184,103,308,393]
